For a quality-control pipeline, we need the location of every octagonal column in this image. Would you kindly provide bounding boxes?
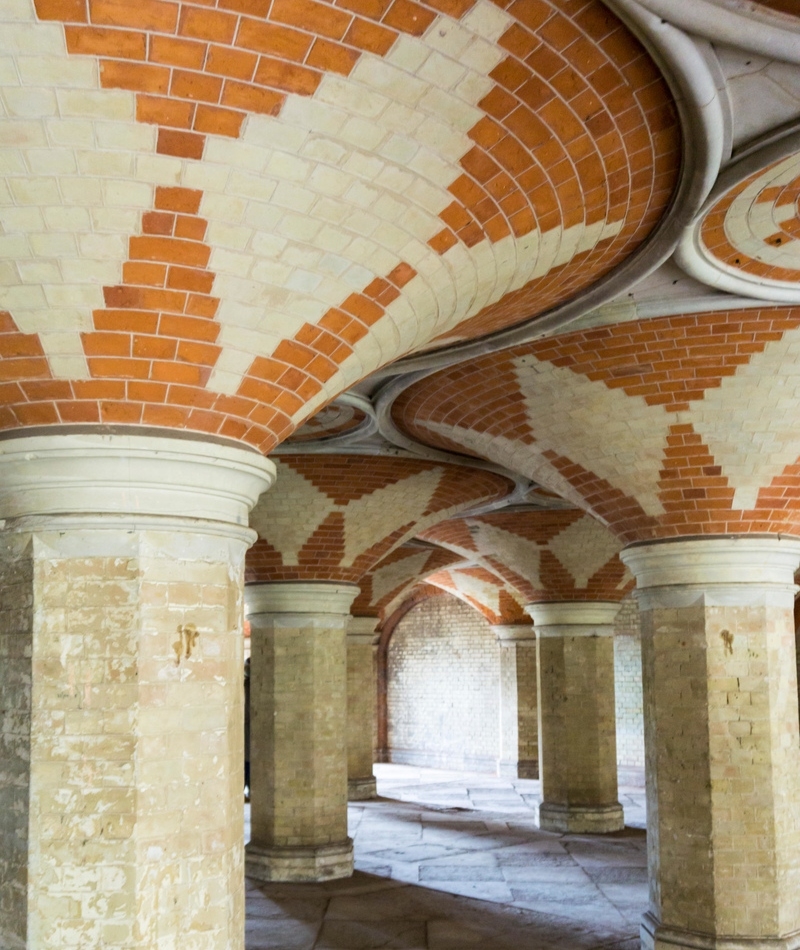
[495,625,539,779]
[526,602,624,834]
[0,433,274,950]
[244,582,358,883]
[622,538,800,950]
[347,617,378,801]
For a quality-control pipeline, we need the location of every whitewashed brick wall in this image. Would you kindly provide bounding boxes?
[387,595,500,772]
[614,596,645,785]
[386,591,647,785]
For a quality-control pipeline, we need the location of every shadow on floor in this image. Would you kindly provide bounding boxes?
[245,766,648,949]
[246,871,642,950]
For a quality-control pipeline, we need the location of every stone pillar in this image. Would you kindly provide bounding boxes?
[622,538,800,950]
[526,602,624,834]
[495,625,539,779]
[245,582,358,883]
[347,617,378,801]
[0,432,274,950]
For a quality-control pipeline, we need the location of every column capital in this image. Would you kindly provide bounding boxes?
[348,616,379,644]
[245,581,359,617]
[524,601,620,636]
[0,431,275,537]
[494,624,536,645]
[621,536,800,609]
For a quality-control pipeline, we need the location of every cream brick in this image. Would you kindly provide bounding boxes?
[17,56,96,89]
[57,88,133,121]
[25,147,77,175]
[387,596,501,772]
[3,119,47,147]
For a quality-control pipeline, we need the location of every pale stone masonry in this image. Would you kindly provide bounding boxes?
[0,433,274,950]
[614,597,645,785]
[245,582,358,883]
[623,538,800,950]
[347,617,379,800]
[527,602,624,835]
[0,548,33,945]
[496,625,539,779]
[386,596,500,773]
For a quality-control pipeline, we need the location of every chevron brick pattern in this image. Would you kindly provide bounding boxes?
[395,307,800,543]
[245,455,511,583]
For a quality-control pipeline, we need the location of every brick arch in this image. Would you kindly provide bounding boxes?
[3,0,679,446]
[392,307,800,543]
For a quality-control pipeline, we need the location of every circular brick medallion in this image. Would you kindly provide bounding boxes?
[678,142,800,302]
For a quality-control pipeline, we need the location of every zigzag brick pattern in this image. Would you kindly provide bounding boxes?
[351,542,462,619]
[245,455,511,583]
[0,0,679,446]
[394,307,800,543]
[425,563,528,624]
[421,509,631,602]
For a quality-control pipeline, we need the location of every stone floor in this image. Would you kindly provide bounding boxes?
[245,764,648,950]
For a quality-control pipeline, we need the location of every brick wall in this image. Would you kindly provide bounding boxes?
[386,590,646,785]
[387,594,500,773]
[614,595,645,785]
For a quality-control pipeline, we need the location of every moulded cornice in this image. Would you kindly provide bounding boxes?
[0,430,275,530]
[621,535,800,589]
[245,581,360,617]
[524,601,621,635]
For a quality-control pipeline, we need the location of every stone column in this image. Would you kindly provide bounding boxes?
[526,602,624,834]
[245,582,358,882]
[622,538,800,950]
[495,625,539,779]
[347,617,378,801]
[0,432,274,950]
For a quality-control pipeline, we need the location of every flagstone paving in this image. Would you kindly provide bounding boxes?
[245,764,648,949]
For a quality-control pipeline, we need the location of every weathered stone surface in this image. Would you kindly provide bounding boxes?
[625,538,800,950]
[246,583,357,883]
[348,620,378,801]
[1,527,251,950]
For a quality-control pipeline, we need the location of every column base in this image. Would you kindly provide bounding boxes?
[348,776,377,800]
[498,759,539,780]
[539,801,624,834]
[642,913,800,950]
[245,839,354,883]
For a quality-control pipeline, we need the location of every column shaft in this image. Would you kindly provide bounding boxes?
[0,433,273,950]
[245,582,357,882]
[347,618,377,800]
[623,538,800,950]
[527,602,624,834]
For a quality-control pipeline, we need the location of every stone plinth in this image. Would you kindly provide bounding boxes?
[623,538,800,950]
[347,617,378,801]
[495,625,539,780]
[245,582,358,883]
[526,602,624,834]
[0,433,274,950]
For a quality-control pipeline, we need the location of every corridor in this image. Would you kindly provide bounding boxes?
[245,765,648,950]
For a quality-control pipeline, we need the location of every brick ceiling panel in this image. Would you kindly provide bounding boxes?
[393,307,800,543]
[425,563,528,624]
[1,0,680,447]
[421,509,631,602]
[245,454,511,582]
[350,542,463,618]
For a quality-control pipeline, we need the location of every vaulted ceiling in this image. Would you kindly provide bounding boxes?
[4,0,800,611]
